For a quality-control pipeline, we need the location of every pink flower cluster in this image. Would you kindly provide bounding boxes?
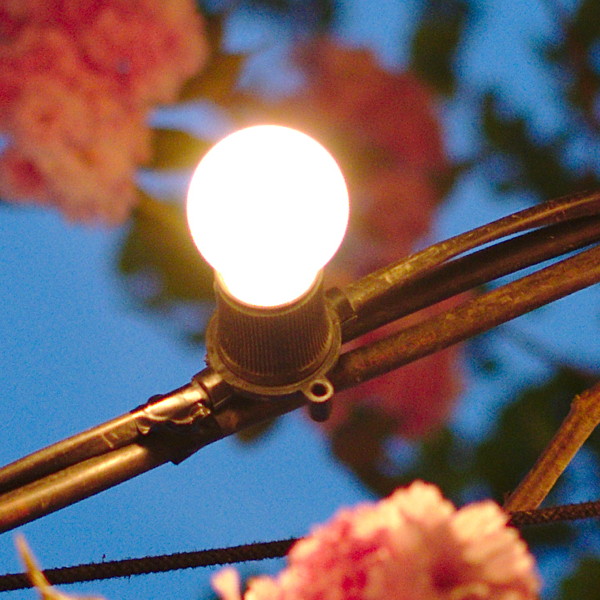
[327,305,464,439]
[292,38,448,260]
[275,39,461,436]
[213,481,540,600]
[0,0,208,223]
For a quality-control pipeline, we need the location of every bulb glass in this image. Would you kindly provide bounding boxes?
[187,125,349,307]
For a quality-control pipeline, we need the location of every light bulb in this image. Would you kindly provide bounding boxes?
[187,125,349,307]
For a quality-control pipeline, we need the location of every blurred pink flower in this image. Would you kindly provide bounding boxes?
[297,38,447,173]
[0,0,208,224]
[267,38,461,437]
[290,38,448,267]
[326,315,464,439]
[213,481,541,600]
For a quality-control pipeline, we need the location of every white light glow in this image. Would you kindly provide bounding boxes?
[187,125,349,307]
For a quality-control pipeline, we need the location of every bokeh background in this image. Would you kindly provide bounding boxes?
[1,0,600,598]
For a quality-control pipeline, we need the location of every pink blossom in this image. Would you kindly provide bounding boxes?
[288,38,448,263]
[213,482,540,600]
[0,148,49,202]
[269,38,461,437]
[1,66,149,223]
[12,0,209,105]
[0,0,208,224]
[73,0,208,105]
[326,312,464,439]
[296,38,447,174]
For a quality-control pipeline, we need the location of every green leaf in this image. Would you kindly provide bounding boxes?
[179,52,248,103]
[149,129,211,170]
[410,0,471,96]
[118,191,214,337]
[330,407,472,501]
[540,0,600,120]
[400,428,475,502]
[481,93,593,198]
[560,558,600,600]
[330,405,398,497]
[241,0,336,31]
[569,0,600,50]
[203,9,227,52]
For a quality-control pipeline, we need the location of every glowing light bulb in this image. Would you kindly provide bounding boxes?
[187,125,349,307]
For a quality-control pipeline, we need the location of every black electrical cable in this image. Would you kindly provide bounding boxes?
[6,212,599,503]
[339,213,600,341]
[0,444,171,534]
[3,238,600,536]
[0,539,297,592]
[2,192,600,536]
[4,212,600,504]
[509,500,600,526]
[0,393,304,536]
[1,499,599,593]
[341,189,600,317]
[341,189,600,315]
[0,381,208,496]
[331,242,600,391]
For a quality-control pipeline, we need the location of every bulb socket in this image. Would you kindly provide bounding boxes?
[206,272,340,399]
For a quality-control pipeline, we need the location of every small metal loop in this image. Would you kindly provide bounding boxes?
[302,378,334,404]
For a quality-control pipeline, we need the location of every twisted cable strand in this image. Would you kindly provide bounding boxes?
[0,539,297,592]
[509,500,600,526]
[2,500,600,592]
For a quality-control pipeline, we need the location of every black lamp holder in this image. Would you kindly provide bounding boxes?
[206,272,340,419]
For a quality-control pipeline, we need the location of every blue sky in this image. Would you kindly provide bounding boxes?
[1,1,599,599]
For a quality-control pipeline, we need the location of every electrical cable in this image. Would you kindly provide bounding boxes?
[0,539,297,592]
[339,213,600,341]
[331,241,600,391]
[4,212,600,504]
[1,499,599,592]
[2,192,600,535]
[0,381,209,496]
[340,189,600,317]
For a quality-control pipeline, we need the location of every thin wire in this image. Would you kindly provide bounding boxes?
[0,539,297,592]
[509,500,600,526]
[1,500,599,592]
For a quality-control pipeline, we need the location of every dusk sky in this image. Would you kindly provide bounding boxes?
[1,1,599,599]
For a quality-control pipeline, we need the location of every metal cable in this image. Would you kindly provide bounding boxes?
[331,242,600,391]
[2,191,600,541]
[341,189,600,316]
[509,500,600,526]
[3,237,600,536]
[340,214,600,341]
[2,499,600,592]
[0,539,297,592]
